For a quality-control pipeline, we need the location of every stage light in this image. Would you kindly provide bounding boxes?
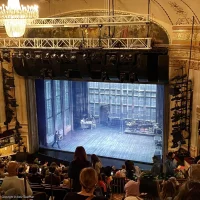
[25,53,31,59]
[109,55,117,65]
[35,54,41,59]
[45,53,50,59]
[51,54,57,58]
[70,54,77,63]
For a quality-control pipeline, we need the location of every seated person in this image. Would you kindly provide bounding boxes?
[28,165,42,184]
[124,175,143,199]
[159,180,177,200]
[98,174,107,194]
[63,167,106,200]
[1,161,32,196]
[115,165,126,178]
[125,160,141,179]
[45,166,60,186]
[0,162,6,178]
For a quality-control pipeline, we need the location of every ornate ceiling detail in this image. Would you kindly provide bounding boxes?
[168,1,187,17]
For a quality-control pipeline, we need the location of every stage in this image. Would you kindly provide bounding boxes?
[43,125,161,164]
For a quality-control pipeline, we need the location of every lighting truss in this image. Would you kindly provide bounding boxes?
[0,38,151,50]
[0,14,150,28]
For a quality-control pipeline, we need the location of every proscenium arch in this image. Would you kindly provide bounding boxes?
[26,9,170,44]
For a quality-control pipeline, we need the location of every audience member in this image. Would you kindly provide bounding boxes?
[174,180,200,200]
[28,164,42,184]
[34,158,40,165]
[45,166,60,185]
[68,146,91,192]
[98,174,107,193]
[151,156,162,177]
[91,154,102,175]
[1,161,32,196]
[165,152,176,177]
[125,160,141,179]
[115,165,126,178]
[0,162,6,178]
[63,167,106,200]
[124,176,141,199]
[160,180,177,200]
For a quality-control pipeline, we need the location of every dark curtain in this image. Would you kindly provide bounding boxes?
[156,85,164,129]
[35,80,47,146]
[72,81,88,129]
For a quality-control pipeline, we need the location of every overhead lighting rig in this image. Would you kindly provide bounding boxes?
[12,49,169,83]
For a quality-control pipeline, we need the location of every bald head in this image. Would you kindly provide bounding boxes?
[7,161,19,176]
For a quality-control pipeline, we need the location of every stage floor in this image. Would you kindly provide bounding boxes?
[46,125,158,163]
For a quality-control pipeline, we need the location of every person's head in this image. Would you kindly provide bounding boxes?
[162,180,176,199]
[49,166,56,173]
[122,165,126,170]
[152,156,159,163]
[91,154,99,163]
[74,146,87,161]
[169,177,179,187]
[18,166,25,174]
[31,165,39,174]
[185,184,200,200]
[175,180,200,200]
[167,152,175,160]
[125,160,135,171]
[80,167,98,193]
[7,161,19,176]
[50,162,58,168]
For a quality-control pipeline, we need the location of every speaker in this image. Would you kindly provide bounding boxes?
[158,55,169,83]
[137,54,148,82]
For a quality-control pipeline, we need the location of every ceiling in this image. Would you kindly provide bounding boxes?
[1,0,198,36]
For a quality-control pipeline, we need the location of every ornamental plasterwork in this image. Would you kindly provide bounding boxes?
[168,1,187,17]
[173,32,199,41]
[170,59,200,70]
[169,49,200,60]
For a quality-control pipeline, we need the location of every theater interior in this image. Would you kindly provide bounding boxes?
[0,0,200,199]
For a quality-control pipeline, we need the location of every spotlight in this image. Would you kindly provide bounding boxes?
[70,54,77,62]
[35,51,42,59]
[51,54,57,58]
[45,53,50,59]
[109,55,117,65]
[98,24,103,28]
[83,54,87,59]
[25,53,31,59]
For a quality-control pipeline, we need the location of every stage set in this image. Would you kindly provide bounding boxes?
[37,81,164,164]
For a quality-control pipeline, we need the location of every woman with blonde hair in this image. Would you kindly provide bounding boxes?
[160,180,177,200]
[91,154,102,175]
[64,167,106,200]
[68,146,91,192]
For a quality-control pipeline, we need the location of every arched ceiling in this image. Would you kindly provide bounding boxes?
[1,0,199,37]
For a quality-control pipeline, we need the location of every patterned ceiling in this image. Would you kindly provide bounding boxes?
[1,0,199,34]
